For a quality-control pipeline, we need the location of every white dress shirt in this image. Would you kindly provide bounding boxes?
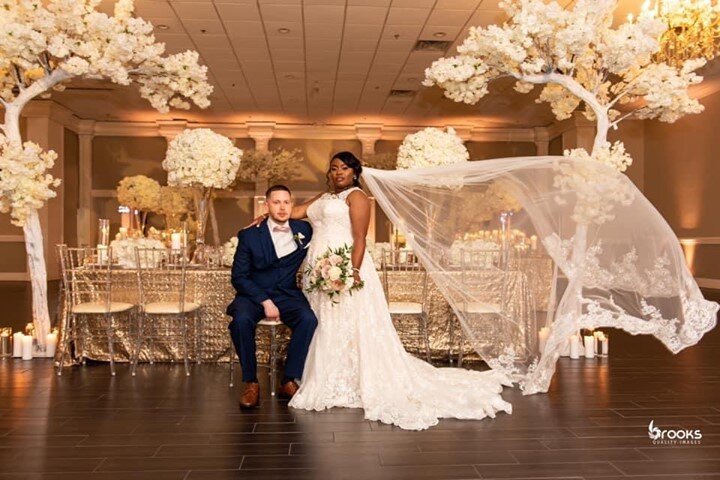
[267,217,298,259]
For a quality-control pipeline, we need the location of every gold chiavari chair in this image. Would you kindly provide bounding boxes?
[380,248,432,363]
[453,248,511,367]
[133,248,201,377]
[56,245,135,376]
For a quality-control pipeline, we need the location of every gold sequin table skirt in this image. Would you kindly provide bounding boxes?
[59,261,553,365]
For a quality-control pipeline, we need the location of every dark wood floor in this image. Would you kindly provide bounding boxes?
[1,302,719,479]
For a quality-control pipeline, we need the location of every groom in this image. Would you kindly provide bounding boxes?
[226,185,317,409]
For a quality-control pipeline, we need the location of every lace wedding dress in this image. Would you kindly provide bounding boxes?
[288,187,513,430]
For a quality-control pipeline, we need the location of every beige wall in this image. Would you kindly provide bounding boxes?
[644,90,720,279]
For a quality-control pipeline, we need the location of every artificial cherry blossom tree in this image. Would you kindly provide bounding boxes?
[0,0,213,345]
[424,0,705,158]
[424,0,709,382]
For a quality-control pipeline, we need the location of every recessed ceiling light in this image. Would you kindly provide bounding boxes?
[285,74,295,79]
[157,24,169,30]
[408,77,417,82]
[433,31,447,38]
[278,27,291,34]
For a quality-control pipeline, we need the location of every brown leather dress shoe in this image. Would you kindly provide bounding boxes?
[239,382,260,409]
[278,380,299,399]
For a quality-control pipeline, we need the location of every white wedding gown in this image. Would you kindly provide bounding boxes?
[289,187,513,430]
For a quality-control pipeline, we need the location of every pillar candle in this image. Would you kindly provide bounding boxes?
[601,335,609,356]
[12,331,23,357]
[171,232,182,251]
[97,245,108,265]
[21,335,33,360]
[45,332,58,358]
[538,327,550,354]
[583,335,595,358]
[569,334,581,359]
[530,235,538,250]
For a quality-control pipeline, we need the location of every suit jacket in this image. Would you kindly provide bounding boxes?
[227,218,313,315]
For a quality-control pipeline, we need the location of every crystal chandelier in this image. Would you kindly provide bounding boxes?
[641,0,720,68]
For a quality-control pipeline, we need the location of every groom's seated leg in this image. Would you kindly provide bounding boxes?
[228,297,265,383]
[275,298,318,381]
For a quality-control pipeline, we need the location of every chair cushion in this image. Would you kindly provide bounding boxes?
[388,301,423,314]
[465,302,501,314]
[72,301,134,314]
[144,301,201,314]
[258,318,283,327]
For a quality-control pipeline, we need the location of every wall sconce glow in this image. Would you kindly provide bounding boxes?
[679,238,697,275]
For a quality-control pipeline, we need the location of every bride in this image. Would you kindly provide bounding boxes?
[281,151,513,430]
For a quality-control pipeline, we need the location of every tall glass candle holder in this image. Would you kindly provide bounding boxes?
[98,219,110,246]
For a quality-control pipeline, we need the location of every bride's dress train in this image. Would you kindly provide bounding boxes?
[289,187,512,430]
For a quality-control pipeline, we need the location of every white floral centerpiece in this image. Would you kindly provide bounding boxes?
[157,186,193,230]
[110,237,166,269]
[0,0,212,344]
[397,127,469,170]
[222,236,238,267]
[162,128,242,262]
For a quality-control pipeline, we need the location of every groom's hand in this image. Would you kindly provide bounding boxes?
[261,299,280,321]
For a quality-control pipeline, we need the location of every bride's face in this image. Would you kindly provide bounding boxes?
[329,158,354,189]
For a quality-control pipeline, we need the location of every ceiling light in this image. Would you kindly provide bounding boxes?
[639,0,720,68]
[157,24,169,30]
[285,74,295,79]
[433,31,447,38]
[278,27,291,34]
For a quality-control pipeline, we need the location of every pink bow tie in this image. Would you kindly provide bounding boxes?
[272,225,290,233]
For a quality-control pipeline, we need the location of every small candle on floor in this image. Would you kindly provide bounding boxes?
[601,334,609,356]
[13,331,23,358]
[583,335,595,358]
[21,335,33,360]
[45,331,58,358]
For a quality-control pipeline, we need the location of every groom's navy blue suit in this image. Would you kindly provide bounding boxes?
[226,219,317,383]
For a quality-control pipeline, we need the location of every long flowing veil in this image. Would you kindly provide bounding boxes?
[362,156,718,395]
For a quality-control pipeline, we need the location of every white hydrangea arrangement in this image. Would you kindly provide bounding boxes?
[222,236,239,267]
[110,237,166,269]
[0,135,61,227]
[397,127,469,170]
[163,129,242,190]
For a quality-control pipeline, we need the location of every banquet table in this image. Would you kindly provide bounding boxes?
[58,258,553,365]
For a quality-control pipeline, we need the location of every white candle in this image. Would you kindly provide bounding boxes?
[538,327,550,354]
[97,245,108,265]
[569,334,581,359]
[45,332,58,358]
[601,335,609,355]
[12,331,23,357]
[530,235,538,250]
[21,335,33,360]
[584,335,595,358]
[171,232,182,251]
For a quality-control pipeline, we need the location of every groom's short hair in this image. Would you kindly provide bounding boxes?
[265,184,291,198]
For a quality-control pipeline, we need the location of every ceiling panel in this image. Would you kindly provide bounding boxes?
[55,0,710,129]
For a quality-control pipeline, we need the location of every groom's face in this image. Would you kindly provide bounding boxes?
[266,190,292,223]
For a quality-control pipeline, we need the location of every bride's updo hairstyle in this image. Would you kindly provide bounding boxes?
[330,151,362,187]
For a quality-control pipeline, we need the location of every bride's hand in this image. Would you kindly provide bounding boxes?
[246,213,268,228]
[353,268,362,287]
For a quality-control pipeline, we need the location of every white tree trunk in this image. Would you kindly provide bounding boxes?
[1,69,72,347]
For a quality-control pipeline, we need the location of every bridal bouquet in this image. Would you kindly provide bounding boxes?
[304,245,364,303]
